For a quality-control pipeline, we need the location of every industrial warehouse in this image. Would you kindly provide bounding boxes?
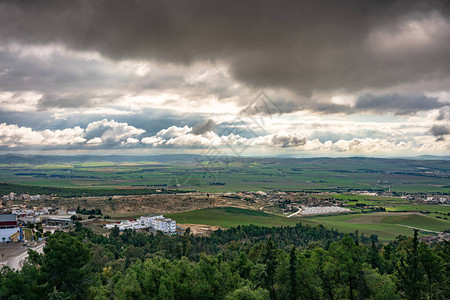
[0,214,22,243]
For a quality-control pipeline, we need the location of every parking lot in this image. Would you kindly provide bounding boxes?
[0,242,30,261]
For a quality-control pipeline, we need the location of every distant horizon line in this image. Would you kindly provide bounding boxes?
[0,152,448,160]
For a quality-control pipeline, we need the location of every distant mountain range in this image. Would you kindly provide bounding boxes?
[413,155,450,160]
[0,153,448,164]
[0,153,203,164]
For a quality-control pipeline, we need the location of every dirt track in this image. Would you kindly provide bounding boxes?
[177,223,222,236]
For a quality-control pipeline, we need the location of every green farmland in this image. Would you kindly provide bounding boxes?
[167,207,315,228]
[168,208,450,242]
[0,155,448,194]
[306,212,450,241]
[2,154,449,241]
[314,193,450,218]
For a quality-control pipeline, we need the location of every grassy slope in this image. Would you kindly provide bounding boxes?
[168,208,450,242]
[307,214,443,240]
[386,205,450,214]
[382,214,450,232]
[167,207,313,228]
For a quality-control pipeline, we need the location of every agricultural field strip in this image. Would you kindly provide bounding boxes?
[0,157,448,193]
[2,157,449,241]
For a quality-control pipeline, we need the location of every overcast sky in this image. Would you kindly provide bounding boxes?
[0,0,449,157]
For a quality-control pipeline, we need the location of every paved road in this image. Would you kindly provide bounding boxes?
[7,243,45,271]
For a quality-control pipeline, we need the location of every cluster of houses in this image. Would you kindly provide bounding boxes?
[0,211,178,243]
[0,202,79,238]
[105,214,176,233]
[397,194,449,204]
[0,212,75,243]
[424,195,449,204]
[2,193,51,201]
[419,233,450,245]
[2,205,76,224]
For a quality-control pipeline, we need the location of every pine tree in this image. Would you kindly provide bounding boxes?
[263,238,277,300]
[396,230,425,300]
[368,236,381,270]
[289,246,298,300]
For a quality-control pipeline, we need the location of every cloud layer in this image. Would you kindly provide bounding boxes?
[0,119,143,149]
[0,1,449,155]
[0,118,448,156]
[2,0,450,96]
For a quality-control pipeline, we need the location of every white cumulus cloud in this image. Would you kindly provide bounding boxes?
[0,123,86,147]
[0,119,145,148]
[85,119,145,144]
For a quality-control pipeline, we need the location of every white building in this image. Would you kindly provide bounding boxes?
[18,216,41,224]
[40,208,49,214]
[105,218,148,231]
[0,214,19,242]
[21,194,30,200]
[2,192,16,201]
[105,220,142,231]
[141,215,164,227]
[104,222,121,230]
[11,209,26,216]
[105,214,176,233]
[56,209,67,215]
[152,218,176,233]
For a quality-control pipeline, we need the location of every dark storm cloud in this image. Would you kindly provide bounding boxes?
[1,0,450,98]
[38,93,120,110]
[191,119,216,135]
[430,124,449,137]
[354,94,446,115]
[0,46,126,94]
[270,134,306,148]
[0,45,190,110]
[246,93,447,115]
[429,123,449,142]
[306,102,353,114]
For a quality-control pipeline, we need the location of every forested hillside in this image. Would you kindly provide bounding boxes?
[0,224,448,299]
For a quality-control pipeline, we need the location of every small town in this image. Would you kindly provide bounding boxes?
[1,189,448,243]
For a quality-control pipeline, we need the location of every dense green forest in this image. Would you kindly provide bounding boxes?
[0,223,449,299]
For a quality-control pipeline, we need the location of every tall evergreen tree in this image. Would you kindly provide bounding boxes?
[289,246,298,300]
[369,236,381,271]
[396,230,425,300]
[40,231,92,298]
[263,238,277,300]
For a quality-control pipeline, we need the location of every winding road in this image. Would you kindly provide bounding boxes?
[7,242,45,271]
[287,208,302,218]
